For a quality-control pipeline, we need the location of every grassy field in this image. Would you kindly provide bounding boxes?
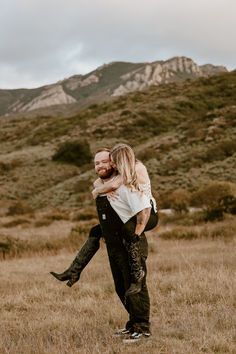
[0,224,235,354]
[0,70,235,353]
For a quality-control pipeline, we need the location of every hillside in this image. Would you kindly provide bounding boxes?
[0,70,235,213]
[0,57,227,117]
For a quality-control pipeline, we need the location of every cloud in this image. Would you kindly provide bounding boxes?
[0,0,235,88]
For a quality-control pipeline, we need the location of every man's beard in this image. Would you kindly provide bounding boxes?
[98,167,115,179]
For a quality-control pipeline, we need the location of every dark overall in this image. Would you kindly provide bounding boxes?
[96,196,151,332]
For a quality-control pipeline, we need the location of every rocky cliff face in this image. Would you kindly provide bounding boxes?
[112,57,227,96]
[9,84,77,112]
[0,56,227,116]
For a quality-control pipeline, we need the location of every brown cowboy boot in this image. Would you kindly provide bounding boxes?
[124,235,145,297]
[50,236,100,287]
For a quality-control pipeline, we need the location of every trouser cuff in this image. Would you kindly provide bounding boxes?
[133,322,151,333]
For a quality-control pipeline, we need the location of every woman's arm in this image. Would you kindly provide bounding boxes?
[92,175,122,199]
[93,178,104,188]
[135,207,151,235]
[135,161,150,184]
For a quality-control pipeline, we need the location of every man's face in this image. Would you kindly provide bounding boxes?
[94,151,115,179]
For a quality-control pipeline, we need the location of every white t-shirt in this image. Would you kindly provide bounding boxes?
[109,184,151,223]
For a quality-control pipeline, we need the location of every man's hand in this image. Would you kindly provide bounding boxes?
[135,207,151,236]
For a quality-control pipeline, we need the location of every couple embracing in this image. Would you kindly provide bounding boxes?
[51,143,158,343]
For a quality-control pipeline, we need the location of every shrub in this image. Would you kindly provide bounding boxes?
[73,206,98,221]
[46,210,70,220]
[34,218,53,227]
[219,140,236,157]
[120,109,132,116]
[0,159,22,173]
[203,207,224,222]
[218,195,236,214]
[52,140,92,167]
[3,219,30,228]
[3,219,30,227]
[136,148,160,162]
[159,211,206,226]
[161,189,190,213]
[201,140,236,163]
[7,202,34,216]
[191,182,236,208]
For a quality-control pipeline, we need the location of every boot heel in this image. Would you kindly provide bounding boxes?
[125,270,145,296]
[125,281,142,296]
[66,273,80,287]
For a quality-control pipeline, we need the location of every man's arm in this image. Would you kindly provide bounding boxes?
[135,207,151,236]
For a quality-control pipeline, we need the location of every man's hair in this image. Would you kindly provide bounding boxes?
[95,148,111,154]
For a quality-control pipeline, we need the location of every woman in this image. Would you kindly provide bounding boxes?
[50,144,158,296]
[92,143,158,296]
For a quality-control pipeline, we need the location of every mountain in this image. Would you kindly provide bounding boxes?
[0,56,227,117]
[0,70,235,211]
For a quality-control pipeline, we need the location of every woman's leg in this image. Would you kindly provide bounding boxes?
[122,217,144,296]
[50,224,102,287]
[122,208,158,296]
[144,206,158,231]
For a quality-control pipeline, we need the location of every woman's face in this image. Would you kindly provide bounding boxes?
[110,156,117,170]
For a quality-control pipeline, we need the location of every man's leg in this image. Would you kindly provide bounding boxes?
[106,236,150,334]
[125,234,150,332]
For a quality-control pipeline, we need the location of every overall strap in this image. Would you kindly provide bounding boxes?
[96,196,124,245]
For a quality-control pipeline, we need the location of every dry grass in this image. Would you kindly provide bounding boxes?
[0,230,235,353]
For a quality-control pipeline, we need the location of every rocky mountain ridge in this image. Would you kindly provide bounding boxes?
[0,70,235,210]
[0,56,227,116]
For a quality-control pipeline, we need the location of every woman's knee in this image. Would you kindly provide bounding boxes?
[89,224,102,239]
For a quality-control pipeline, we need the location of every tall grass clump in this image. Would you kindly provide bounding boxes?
[0,223,91,260]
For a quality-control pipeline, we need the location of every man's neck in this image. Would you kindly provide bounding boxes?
[102,171,118,182]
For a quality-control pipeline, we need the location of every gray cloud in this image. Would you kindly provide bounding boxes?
[1,0,235,88]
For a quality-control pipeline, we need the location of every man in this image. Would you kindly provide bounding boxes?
[94,148,152,343]
[51,148,152,343]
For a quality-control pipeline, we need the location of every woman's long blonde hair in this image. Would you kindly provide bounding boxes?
[110,143,141,192]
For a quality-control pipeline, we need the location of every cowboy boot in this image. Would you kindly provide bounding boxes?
[124,236,145,297]
[50,236,100,287]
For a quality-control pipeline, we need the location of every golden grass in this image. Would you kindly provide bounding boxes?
[0,232,235,353]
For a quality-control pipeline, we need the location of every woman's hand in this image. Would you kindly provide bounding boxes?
[107,191,119,202]
[92,188,99,200]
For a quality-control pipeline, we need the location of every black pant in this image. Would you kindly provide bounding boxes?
[96,196,158,332]
[106,234,150,330]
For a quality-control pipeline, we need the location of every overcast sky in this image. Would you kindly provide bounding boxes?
[1,0,235,89]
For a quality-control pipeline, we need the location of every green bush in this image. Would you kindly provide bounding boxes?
[52,140,92,167]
